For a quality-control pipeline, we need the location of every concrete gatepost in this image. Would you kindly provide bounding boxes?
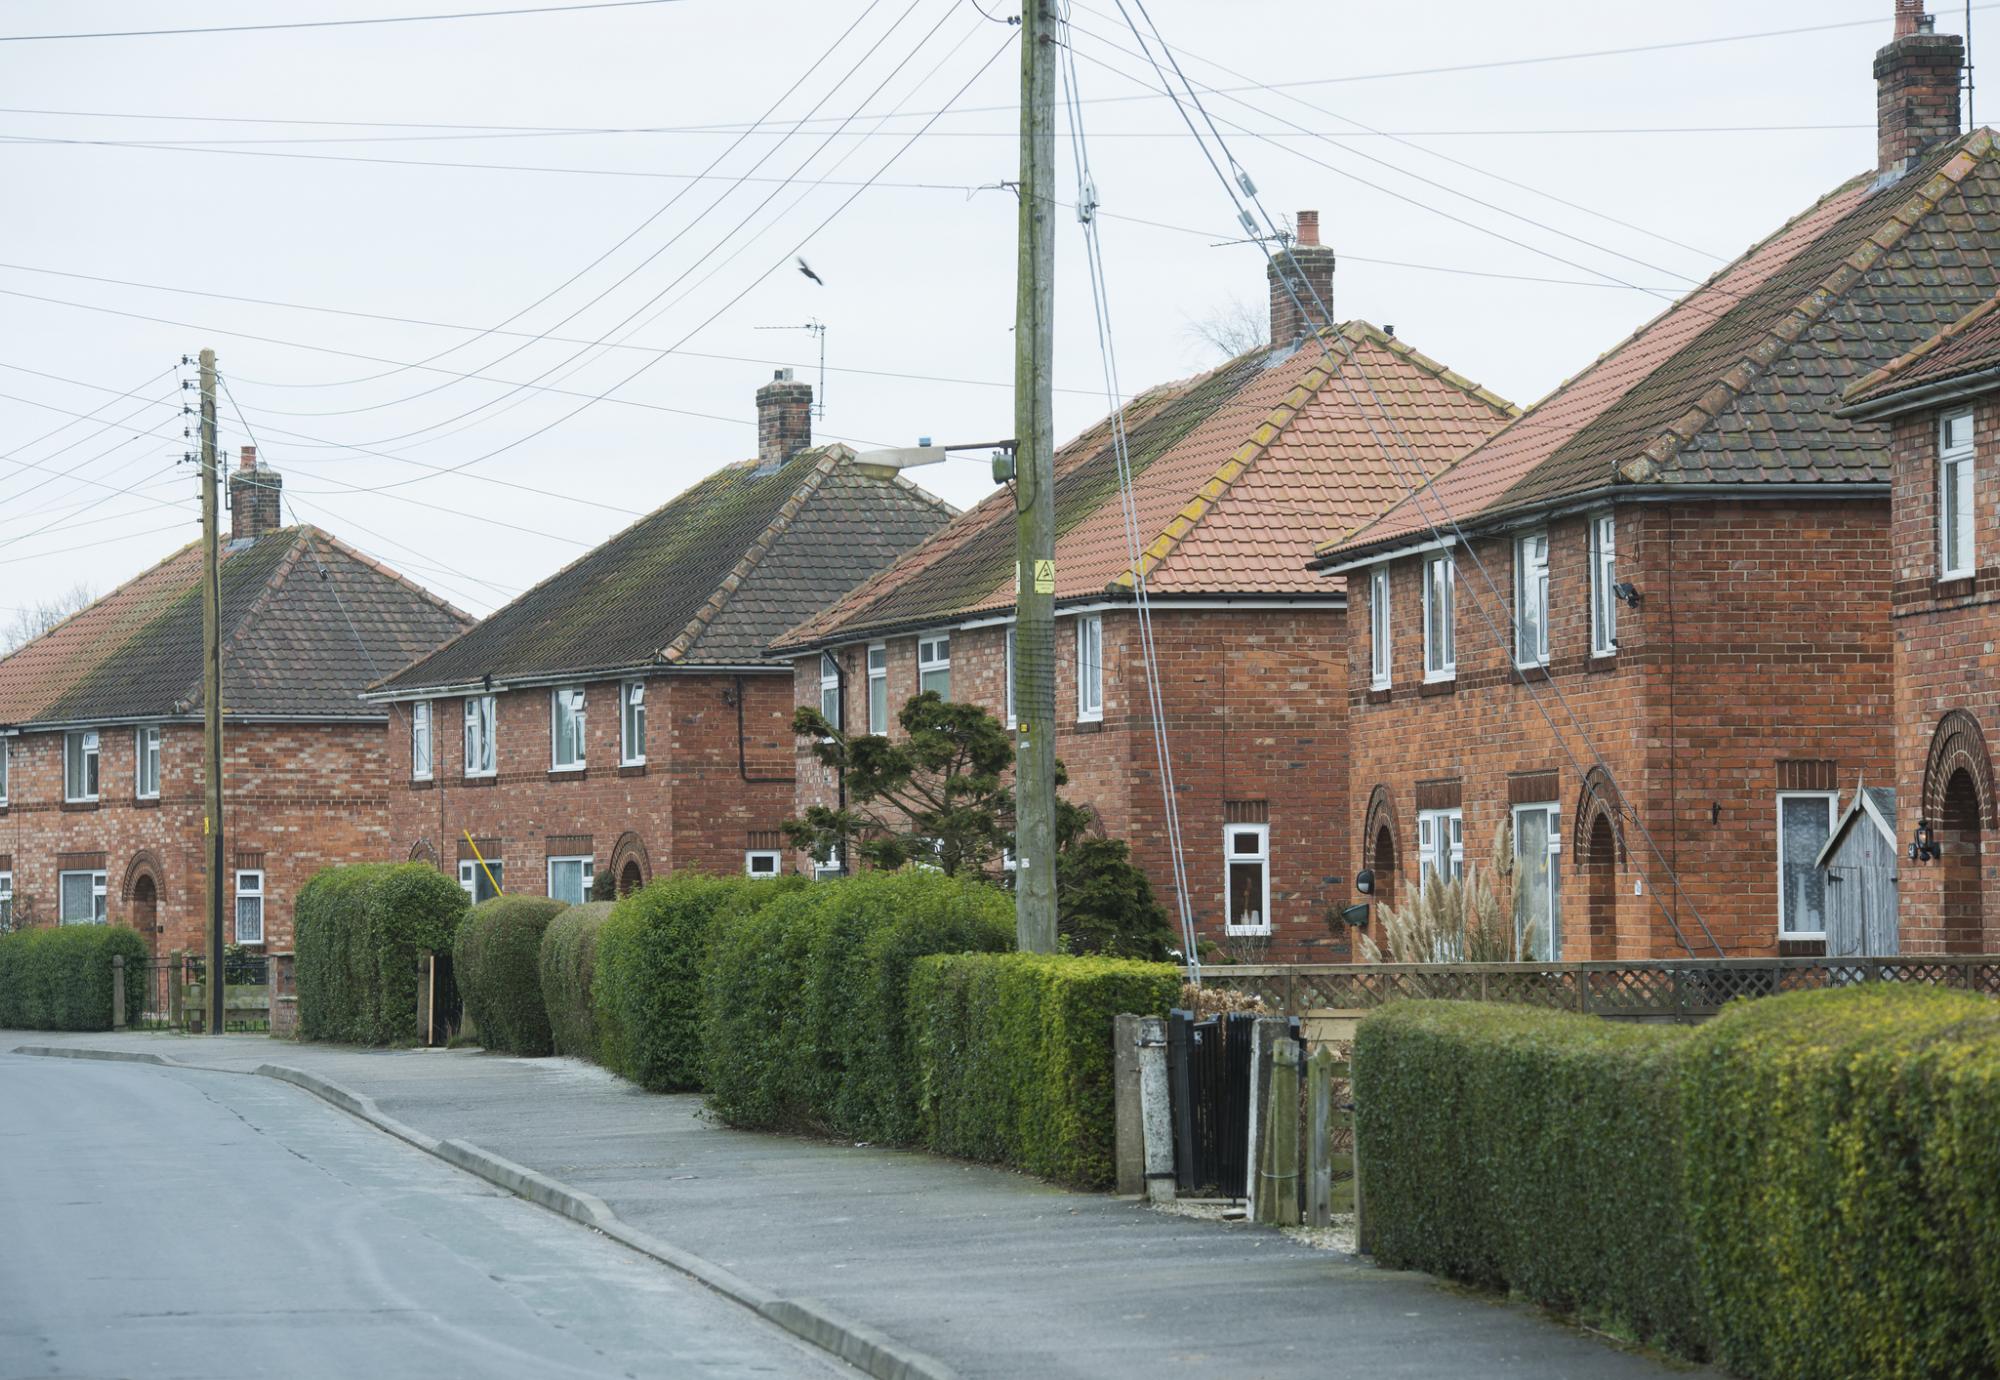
[112,956,126,1030]
[1113,1014,1144,1195]
[1133,1015,1175,1204]
[1258,1038,1301,1227]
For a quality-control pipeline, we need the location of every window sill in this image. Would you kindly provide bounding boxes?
[1778,936,1827,958]
[408,778,434,792]
[460,775,497,788]
[617,764,648,779]
[1934,574,1976,599]
[1224,927,1273,938]
[133,797,160,810]
[1366,687,1392,705]
[61,799,100,812]
[1586,653,1619,674]
[1515,664,1550,683]
[1072,719,1104,735]
[548,769,588,783]
[1418,677,1457,698]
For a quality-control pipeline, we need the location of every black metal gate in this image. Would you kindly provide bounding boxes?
[1166,1010,1256,1197]
[424,951,463,1046]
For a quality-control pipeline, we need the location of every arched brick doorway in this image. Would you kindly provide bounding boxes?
[1585,815,1618,960]
[618,859,644,897]
[1941,769,1984,954]
[131,875,159,956]
[1369,823,1397,914]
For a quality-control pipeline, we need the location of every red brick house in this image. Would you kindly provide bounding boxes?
[365,374,954,902]
[1312,7,1993,961]
[1840,288,2000,953]
[774,221,1515,961]
[0,450,471,953]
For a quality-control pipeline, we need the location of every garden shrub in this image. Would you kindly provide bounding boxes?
[909,951,1179,1188]
[1683,986,2000,1379]
[595,872,801,1090]
[295,862,467,1045]
[539,902,612,1062]
[0,924,148,1030]
[1352,1001,1700,1355]
[702,871,1014,1139]
[454,894,566,1055]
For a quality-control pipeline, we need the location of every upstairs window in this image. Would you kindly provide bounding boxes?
[464,696,496,779]
[64,730,100,803]
[819,653,842,731]
[1590,514,1618,657]
[866,644,888,734]
[411,701,433,781]
[918,635,951,698]
[1225,824,1271,934]
[1369,564,1391,690]
[621,680,647,765]
[1076,615,1103,722]
[547,855,593,906]
[136,724,162,800]
[235,870,265,945]
[1941,410,1976,580]
[59,869,107,924]
[1,737,11,806]
[551,687,586,771]
[1422,554,1456,681]
[1515,533,1550,668]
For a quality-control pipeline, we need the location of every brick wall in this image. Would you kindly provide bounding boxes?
[383,670,795,902]
[793,603,1350,961]
[1890,395,2000,952]
[0,719,389,954]
[1346,499,1893,960]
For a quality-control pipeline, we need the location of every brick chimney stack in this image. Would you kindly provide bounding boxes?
[228,445,282,541]
[754,369,813,474]
[1268,209,1338,349]
[1876,1,1963,174]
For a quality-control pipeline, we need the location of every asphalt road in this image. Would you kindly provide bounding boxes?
[0,1054,847,1380]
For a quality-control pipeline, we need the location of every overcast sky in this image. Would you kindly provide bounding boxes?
[0,0,1971,620]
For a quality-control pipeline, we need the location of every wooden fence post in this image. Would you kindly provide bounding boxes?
[1307,1047,1333,1228]
[1258,1037,1301,1227]
[112,955,126,1030]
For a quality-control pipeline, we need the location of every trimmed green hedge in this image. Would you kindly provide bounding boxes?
[1353,1001,1700,1354]
[0,925,148,1030]
[454,895,566,1055]
[540,902,612,1061]
[595,873,802,1091]
[1355,988,2000,1376]
[702,871,1014,1139]
[295,863,468,1045]
[1683,986,2000,1379]
[910,952,1180,1188]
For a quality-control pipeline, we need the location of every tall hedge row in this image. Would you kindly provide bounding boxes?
[910,952,1180,1188]
[1354,989,2000,1377]
[454,895,567,1055]
[539,902,612,1061]
[0,925,149,1031]
[594,873,803,1090]
[295,863,467,1045]
[700,870,1014,1139]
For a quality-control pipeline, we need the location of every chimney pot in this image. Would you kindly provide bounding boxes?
[754,371,813,472]
[1296,209,1320,247]
[239,444,256,472]
[1875,2,1963,173]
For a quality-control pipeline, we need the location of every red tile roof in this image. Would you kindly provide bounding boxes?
[772,323,1516,650]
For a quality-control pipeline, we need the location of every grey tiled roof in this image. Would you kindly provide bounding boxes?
[379,447,955,691]
[0,528,473,726]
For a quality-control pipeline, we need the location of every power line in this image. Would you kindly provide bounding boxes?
[0,0,687,43]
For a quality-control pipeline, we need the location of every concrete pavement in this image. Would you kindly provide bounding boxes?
[6,1032,1706,1380]
[0,1052,847,1380]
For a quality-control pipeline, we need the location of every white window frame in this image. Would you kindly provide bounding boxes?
[410,701,433,782]
[1076,614,1103,723]
[458,858,503,904]
[58,869,108,925]
[1004,628,1017,728]
[1515,533,1550,669]
[819,653,842,731]
[0,738,8,807]
[1511,801,1563,961]
[746,849,783,878]
[1416,808,1465,892]
[620,680,646,766]
[1369,564,1392,690]
[463,695,496,779]
[814,844,843,880]
[1590,513,1618,658]
[546,855,594,906]
[133,724,162,801]
[0,870,12,930]
[1224,823,1272,935]
[1777,791,1838,939]
[1422,554,1456,682]
[64,729,100,803]
[234,869,265,946]
[1940,410,1976,580]
[550,686,587,772]
[866,643,888,734]
[918,634,951,698]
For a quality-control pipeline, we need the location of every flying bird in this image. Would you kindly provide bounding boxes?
[797,256,824,286]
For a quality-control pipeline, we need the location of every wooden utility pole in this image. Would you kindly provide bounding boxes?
[199,348,225,1035]
[1012,0,1058,953]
